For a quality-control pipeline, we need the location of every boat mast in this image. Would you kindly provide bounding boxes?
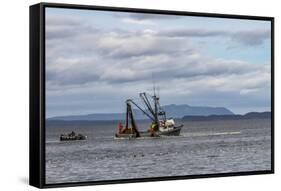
[153,85,160,129]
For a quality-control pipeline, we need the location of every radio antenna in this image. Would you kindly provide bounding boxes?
[152,73,156,97]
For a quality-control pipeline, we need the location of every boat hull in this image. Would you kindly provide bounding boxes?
[60,135,87,141]
[158,125,182,136]
[115,125,183,138]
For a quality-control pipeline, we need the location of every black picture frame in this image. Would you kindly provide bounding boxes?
[30,2,274,188]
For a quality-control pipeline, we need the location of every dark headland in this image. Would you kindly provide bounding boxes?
[47,104,270,122]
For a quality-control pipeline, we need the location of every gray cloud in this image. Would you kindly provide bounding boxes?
[161,28,270,46]
[95,33,195,58]
[46,23,270,87]
[121,12,181,20]
[46,15,81,40]
[46,14,270,46]
[45,13,271,116]
[46,15,81,26]
[162,28,227,37]
[231,29,271,46]
[46,15,100,40]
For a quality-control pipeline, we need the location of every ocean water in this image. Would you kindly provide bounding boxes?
[45,119,271,184]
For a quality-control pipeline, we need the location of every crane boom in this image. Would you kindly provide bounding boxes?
[126,99,155,121]
[139,92,155,117]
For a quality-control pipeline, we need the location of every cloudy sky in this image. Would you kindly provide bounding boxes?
[45,8,271,118]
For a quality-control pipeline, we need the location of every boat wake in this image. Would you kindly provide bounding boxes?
[114,131,241,140]
[181,131,241,138]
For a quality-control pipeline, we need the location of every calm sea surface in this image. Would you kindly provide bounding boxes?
[46,119,271,184]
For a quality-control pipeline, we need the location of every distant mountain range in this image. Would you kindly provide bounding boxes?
[182,111,271,121]
[48,104,234,121]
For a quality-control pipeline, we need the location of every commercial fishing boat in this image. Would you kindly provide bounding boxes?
[115,89,183,138]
